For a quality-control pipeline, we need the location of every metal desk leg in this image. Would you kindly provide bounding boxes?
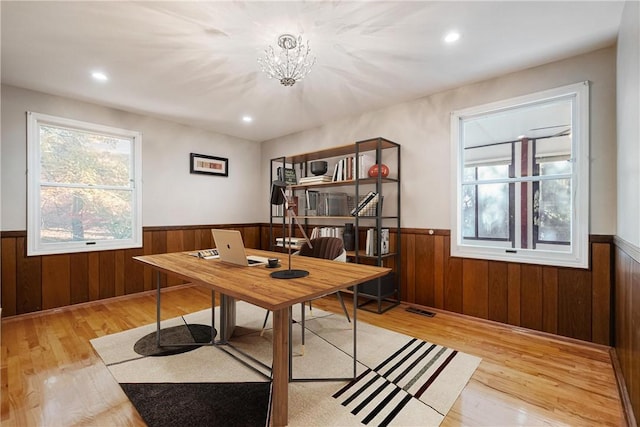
[211,290,216,342]
[288,305,293,381]
[156,270,161,347]
[154,270,216,347]
[353,284,358,377]
[301,302,305,355]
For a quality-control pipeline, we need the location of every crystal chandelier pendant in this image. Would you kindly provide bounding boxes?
[258,34,316,86]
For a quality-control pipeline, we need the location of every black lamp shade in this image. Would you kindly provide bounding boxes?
[270,180,286,205]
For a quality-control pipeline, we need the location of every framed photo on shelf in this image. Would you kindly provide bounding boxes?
[190,153,228,177]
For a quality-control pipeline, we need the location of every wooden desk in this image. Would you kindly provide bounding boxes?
[134,249,390,426]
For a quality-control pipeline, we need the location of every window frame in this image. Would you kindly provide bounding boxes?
[27,112,143,256]
[450,82,590,268]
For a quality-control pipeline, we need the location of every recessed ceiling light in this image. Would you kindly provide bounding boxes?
[91,71,108,82]
[444,31,460,44]
[242,116,253,123]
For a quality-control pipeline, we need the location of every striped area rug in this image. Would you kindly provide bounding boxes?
[91,302,480,426]
[333,339,468,426]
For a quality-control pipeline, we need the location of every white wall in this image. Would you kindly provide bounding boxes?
[262,47,618,234]
[1,85,263,230]
[616,0,640,249]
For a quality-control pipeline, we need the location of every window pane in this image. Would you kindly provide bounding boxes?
[540,160,571,176]
[40,125,132,187]
[477,164,510,180]
[463,143,511,168]
[40,187,133,242]
[535,178,571,243]
[477,183,509,239]
[462,184,476,237]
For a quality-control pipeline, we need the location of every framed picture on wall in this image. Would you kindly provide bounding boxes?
[190,153,228,177]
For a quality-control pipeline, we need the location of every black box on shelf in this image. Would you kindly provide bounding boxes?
[350,272,395,297]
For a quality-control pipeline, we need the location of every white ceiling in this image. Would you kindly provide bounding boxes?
[1,1,624,142]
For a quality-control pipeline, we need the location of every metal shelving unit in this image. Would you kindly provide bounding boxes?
[269,137,401,313]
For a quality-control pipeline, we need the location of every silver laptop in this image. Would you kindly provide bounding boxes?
[211,229,268,267]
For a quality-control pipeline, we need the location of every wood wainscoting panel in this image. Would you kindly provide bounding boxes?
[507,263,521,326]
[433,234,446,308]
[16,237,42,314]
[98,251,116,299]
[1,226,616,348]
[445,255,463,313]
[402,232,416,303]
[182,229,196,253]
[151,230,168,289]
[487,261,508,324]
[1,237,17,316]
[558,267,592,342]
[42,255,71,310]
[69,252,89,305]
[142,231,154,292]
[615,245,640,423]
[592,242,612,345]
[196,227,214,249]
[115,250,126,297]
[166,230,186,287]
[88,252,100,301]
[124,247,145,295]
[462,258,489,319]
[415,233,434,306]
[542,266,559,335]
[0,224,263,317]
[520,264,543,331]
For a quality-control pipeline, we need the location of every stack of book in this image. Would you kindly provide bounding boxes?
[299,175,332,184]
[275,236,305,249]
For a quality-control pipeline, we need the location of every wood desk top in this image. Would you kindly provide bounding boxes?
[134,249,390,311]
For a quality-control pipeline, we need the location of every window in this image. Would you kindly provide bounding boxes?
[27,112,142,255]
[451,82,589,268]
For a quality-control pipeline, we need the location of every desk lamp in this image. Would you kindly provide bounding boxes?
[270,180,312,279]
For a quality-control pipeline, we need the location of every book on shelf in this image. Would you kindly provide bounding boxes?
[309,226,344,241]
[331,156,357,182]
[358,153,376,179]
[277,166,297,185]
[359,194,382,217]
[351,191,379,216]
[305,189,319,215]
[365,228,390,256]
[350,191,375,215]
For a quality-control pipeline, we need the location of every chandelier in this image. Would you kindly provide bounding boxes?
[258,34,316,86]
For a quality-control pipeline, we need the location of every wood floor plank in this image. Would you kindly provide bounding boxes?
[0,285,626,427]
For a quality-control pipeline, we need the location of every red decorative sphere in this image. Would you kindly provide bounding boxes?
[368,163,389,178]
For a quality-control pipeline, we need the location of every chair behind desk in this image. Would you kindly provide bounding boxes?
[296,237,349,317]
[261,237,351,351]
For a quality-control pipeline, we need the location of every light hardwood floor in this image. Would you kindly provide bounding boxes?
[1,284,627,426]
